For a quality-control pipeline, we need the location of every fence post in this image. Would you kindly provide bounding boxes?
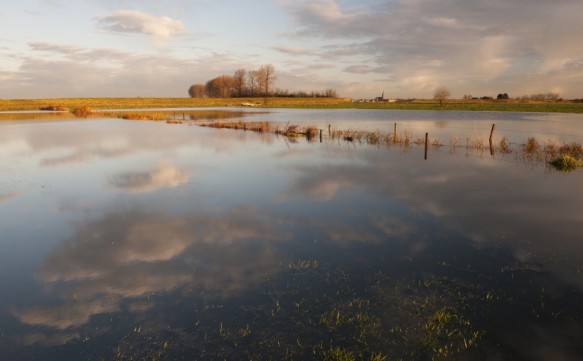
[424,132,429,160]
[393,123,397,144]
[489,123,496,156]
[489,123,496,143]
[320,129,323,143]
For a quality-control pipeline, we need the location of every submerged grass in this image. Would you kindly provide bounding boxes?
[549,154,583,172]
[111,242,583,361]
[198,119,583,172]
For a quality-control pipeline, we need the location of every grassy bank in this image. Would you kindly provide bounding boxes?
[0,97,352,111]
[2,97,583,113]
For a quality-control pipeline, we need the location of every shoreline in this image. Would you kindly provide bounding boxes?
[2,97,583,113]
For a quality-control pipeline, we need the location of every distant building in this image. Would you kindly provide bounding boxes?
[374,91,387,102]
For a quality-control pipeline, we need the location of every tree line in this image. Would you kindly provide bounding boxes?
[188,64,337,98]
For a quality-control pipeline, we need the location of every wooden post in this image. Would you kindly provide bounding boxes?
[319,129,323,143]
[489,123,496,143]
[424,132,429,160]
[393,123,397,144]
[243,123,247,131]
[489,123,495,156]
[183,113,185,120]
[328,124,331,136]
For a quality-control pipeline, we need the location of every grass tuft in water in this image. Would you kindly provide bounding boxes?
[549,154,583,172]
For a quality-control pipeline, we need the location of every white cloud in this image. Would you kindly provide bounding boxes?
[95,10,184,38]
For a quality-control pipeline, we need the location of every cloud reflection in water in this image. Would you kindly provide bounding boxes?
[109,161,190,193]
[14,207,291,335]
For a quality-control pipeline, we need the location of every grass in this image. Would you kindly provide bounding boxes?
[196,119,583,172]
[199,120,271,133]
[107,228,583,361]
[549,154,583,172]
[0,97,353,111]
[3,97,583,113]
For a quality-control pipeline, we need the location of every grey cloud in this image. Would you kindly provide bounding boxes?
[28,41,83,56]
[95,10,184,38]
[28,41,132,63]
[282,0,583,97]
[272,46,313,56]
[344,64,370,74]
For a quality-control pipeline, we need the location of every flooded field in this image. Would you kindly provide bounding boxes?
[1,109,583,360]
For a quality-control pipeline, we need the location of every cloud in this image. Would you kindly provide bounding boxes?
[280,0,583,98]
[109,161,190,193]
[28,41,83,56]
[272,46,312,56]
[95,10,184,38]
[344,64,370,74]
[1,40,263,98]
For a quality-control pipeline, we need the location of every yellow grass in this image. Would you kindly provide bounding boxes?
[0,97,353,111]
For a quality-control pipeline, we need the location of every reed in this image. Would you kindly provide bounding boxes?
[498,136,512,154]
[523,137,540,154]
[200,120,271,133]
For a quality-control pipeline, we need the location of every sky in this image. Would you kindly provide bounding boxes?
[1,0,582,100]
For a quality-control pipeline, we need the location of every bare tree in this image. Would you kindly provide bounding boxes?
[204,78,218,98]
[258,64,276,96]
[188,84,205,98]
[324,88,338,98]
[217,75,235,97]
[433,86,451,106]
[247,70,258,96]
[204,75,235,98]
[233,69,246,97]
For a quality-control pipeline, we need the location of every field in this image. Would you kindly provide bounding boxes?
[2,97,583,113]
[0,97,352,111]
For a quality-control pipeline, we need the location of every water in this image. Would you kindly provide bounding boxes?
[1,110,583,360]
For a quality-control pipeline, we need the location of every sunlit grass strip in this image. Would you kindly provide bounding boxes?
[0,97,353,111]
[3,97,583,113]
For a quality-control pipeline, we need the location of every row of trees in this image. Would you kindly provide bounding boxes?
[189,65,277,98]
[188,65,338,98]
[434,87,564,103]
[462,92,562,101]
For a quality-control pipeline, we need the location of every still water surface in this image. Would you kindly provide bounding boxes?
[1,109,583,360]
